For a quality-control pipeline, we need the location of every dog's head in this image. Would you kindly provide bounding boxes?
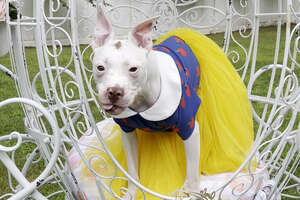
[92,8,157,115]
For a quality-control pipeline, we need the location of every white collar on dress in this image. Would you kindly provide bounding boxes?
[111,50,182,121]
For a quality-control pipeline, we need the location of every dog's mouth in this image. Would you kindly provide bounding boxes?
[102,104,125,115]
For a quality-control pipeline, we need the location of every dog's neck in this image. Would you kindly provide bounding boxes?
[129,51,161,113]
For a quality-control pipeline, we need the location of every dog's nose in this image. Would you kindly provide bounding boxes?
[107,87,124,103]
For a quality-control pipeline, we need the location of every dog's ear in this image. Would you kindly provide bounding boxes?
[129,17,159,50]
[92,7,113,49]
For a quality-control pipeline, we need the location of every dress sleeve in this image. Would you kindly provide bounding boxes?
[175,89,201,140]
[113,118,135,133]
[176,116,196,140]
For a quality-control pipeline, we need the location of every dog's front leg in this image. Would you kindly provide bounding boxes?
[183,121,201,193]
[121,130,139,200]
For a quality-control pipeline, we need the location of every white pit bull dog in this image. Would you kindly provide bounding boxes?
[92,8,201,199]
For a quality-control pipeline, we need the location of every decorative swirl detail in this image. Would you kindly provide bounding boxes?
[67,110,92,137]
[230,0,251,17]
[231,181,251,197]
[27,147,43,164]
[258,150,274,166]
[190,189,215,200]
[227,50,240,64]
[89,155,108,170]
[75,121,89,135]
[225,16,253,74]
[175,0,198,7]
[0,132,22,152]
[52,0,63,12]
[237,18,253,38]
[53,76,82,111]
[240,0,248,8]
[42,0,71,26]
[152,0,177,34]
[64,80,79,100]
[185,10,199,23]
[31,67,78,107]
[45,26,74,68]
[108,177,146,200]
[0,98,61,199]
[87,154,119,179]
[270,105,287,131]
[226,20,251,71]
[110,9,121,23]
[178,6,226,29]
[281,74,300,105]
[46,39,63,58]
[68,132,119,180]
[106,6,148,29]
[171,188,215,200]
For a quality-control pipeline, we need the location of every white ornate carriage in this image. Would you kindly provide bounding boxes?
[0,0,299,199]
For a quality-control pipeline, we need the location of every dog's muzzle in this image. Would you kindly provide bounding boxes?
[102,87,126,115]
[107,87,124,103]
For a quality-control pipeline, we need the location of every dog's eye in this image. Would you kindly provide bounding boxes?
[129,67,138,72]
[97,65,105,72]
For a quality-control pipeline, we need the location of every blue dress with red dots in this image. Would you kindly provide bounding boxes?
[114,36,201,140]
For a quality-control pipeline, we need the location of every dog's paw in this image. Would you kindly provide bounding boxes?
[121,190,137,200]
[181,180,201,193]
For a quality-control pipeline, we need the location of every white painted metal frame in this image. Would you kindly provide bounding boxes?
[0,0,299,199]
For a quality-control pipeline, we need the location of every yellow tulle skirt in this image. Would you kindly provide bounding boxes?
[77,28,254,199]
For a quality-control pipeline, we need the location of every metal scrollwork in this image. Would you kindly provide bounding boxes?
[240,0,248,8]
[43,0,71,26]
[178,6,226,29]
[152,0,177,35]
[0,132,22,152]
[1,0,300,200]
[172,188,215,200]
[175,0,198,7]
[107,6,148,30]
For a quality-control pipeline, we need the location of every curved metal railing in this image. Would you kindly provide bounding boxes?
[0,0,299,199]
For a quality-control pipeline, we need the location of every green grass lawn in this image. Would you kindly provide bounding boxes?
[0,26,299,199]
